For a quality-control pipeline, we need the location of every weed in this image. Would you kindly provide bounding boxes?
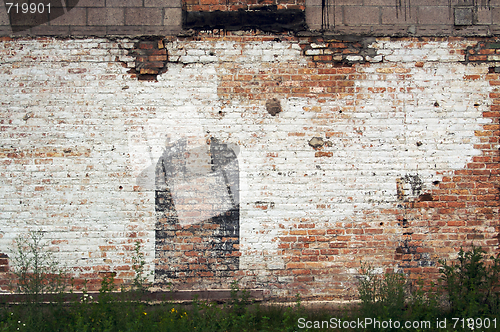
[357,263,407,321]
[10,230,69,304]
[439,245,500,317]
[131,241,150,292]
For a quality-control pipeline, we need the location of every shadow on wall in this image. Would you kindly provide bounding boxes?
[4,1,81,33]
[139,137,240,284]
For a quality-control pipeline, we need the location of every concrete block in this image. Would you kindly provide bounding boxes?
[125,8,163,26]
[491,8,500,25]
[70,26,107,36]
[476,7,492,25]
[145,0,182,7]
[381,6,417,24]
[76,0,106,6]
[106,0,143,7]
[49,8,87,26]
[164,7,182,27]
[454,6,475,26]
[30,24,70,35]
[106,26,144,35]
[88,8,124,26]
[418,6,452,25]
[343,6,380,25]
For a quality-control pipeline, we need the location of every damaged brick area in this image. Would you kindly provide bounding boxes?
[465,40,500,63]
[128,39,168,81]
[301,36,379,64]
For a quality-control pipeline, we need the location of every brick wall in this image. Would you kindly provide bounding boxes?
[0,34,498,299]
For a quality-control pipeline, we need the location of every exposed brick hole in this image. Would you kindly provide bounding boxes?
[489,67,500,73]
[308,137,324,149]
[303,38,376,64]
[418,193,434,201]
[128,39,168,81]
[466,43,500,63]
[266,98,282,116]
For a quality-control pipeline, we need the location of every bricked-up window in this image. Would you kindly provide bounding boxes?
[182,0,307,32]
[154,137,240,281]
[183,0,305,12]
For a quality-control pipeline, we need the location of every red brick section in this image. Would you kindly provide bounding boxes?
[301,37,376,64]
[218,62,357,100]
[128,39,168,81]
[0,253,9,291]
[183,0,305,12]
[392,50,500,285]
[207,35,359,101]
[466,40,500,63]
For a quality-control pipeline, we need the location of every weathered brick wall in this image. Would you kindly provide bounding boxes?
[0,34,498,299]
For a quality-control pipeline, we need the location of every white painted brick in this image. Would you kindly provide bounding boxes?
[0,36,496,299]
[305,49,323,55]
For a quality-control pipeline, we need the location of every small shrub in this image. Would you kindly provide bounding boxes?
[10,230,69,304]
[439,245,500,317]
[357,264,407,321]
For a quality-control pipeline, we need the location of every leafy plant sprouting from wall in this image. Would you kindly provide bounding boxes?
[131,240,151,292]
[10,230,69,303]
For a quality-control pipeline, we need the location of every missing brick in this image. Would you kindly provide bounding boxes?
[128,38,169,81]
[266,98,282,116]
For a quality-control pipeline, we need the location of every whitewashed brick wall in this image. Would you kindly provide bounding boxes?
[0,35,498,299]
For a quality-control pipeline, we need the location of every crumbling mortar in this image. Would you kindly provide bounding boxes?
[127,37,170,81]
